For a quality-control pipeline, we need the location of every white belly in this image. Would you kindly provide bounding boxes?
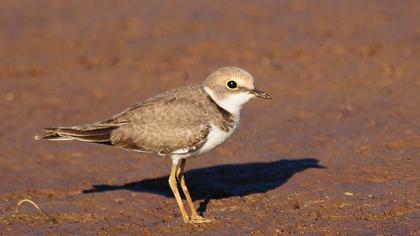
[197,122,238,154]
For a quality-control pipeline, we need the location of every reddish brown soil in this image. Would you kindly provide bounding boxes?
[0,0,419,235]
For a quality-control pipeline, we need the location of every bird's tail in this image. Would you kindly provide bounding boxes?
[34,124,119,144]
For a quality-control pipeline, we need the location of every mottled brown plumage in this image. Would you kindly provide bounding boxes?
[36,86,235,155]
[107,86,236,154]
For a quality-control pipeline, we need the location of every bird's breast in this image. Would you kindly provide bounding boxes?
[197,120,238,155]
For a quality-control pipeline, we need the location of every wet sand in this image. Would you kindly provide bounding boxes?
[0,0,419,234]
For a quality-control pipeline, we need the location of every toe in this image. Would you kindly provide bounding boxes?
[189,215,215,224]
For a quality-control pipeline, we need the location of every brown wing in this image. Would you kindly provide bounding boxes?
[106,86,211,155]
[99,85,202,125]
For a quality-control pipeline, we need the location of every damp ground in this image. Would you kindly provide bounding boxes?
[0,0,419,235]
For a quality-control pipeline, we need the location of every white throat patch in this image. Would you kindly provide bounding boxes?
[204,86,253,116]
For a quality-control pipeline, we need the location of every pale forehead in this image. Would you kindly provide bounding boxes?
[205,66,254,87]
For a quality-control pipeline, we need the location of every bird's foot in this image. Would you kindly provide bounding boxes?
[186,215,215,224]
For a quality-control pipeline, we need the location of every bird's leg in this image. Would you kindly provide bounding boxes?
[178,159,215,223]
[168,161,190,223]
[178,159,197,217]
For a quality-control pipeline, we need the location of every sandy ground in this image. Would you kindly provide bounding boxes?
[0,0,419,235]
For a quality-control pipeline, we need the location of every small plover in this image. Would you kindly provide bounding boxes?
[35,66,271,224]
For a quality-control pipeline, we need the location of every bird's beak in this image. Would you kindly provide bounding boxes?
[251,88,272,99]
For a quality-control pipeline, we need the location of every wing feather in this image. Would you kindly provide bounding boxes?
[107,86,211,155]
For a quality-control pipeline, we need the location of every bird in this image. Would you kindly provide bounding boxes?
[35,66,271,224]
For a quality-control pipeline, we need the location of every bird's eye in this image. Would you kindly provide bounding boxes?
[226,80,238,90]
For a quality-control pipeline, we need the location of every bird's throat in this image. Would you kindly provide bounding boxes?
[203,86,252,117]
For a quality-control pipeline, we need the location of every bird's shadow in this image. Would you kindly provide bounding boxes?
[82,158,325,214]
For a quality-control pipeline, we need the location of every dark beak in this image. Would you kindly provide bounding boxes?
[251,88,272,99]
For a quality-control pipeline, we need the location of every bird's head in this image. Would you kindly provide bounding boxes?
[203,66,271,115]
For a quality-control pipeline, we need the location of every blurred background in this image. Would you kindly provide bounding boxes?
[0,0,419,234]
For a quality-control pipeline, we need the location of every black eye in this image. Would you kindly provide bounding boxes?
[226,80,237,89]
